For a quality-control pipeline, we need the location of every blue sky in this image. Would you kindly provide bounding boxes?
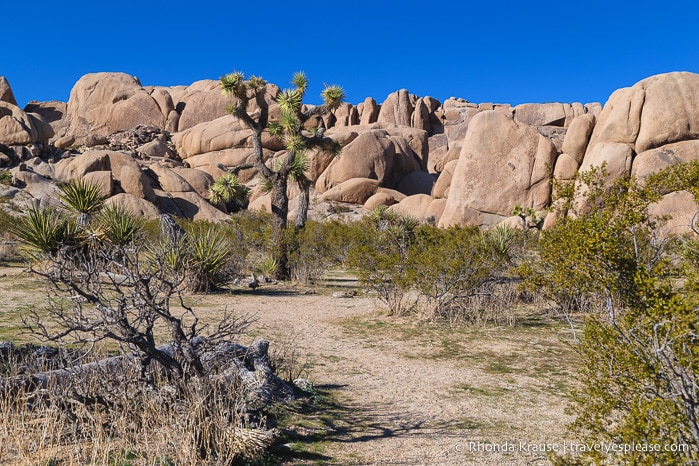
[4,1,699,108]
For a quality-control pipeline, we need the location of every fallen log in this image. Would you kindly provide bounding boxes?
[0,337,293,406]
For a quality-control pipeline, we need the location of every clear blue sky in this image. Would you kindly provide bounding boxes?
[4,0,699,108]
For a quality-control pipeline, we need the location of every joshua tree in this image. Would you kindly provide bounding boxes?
[220,71,343,279]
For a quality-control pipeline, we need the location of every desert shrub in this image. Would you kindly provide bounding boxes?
[286,219,354,285]
[346,206,520,319]
[535,162,699,464]
[2,214,286,464]
[408,224,521,322]
[185,222,238,292]
[560,273,699,465]
[346,206,417,314]
[441,280,520,326]
[97,203,144,246]
[10,205,77,258]
[0,169,12,186]
[153,220,247,292]
[229,210,274,257]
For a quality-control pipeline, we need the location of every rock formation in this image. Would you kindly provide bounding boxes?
[0,71,697,232]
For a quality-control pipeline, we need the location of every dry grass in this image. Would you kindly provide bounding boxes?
[0,351,275,465]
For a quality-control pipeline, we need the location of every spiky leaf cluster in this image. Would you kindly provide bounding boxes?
[10,206,76,257]
[321,85,345,110]
[208,174,249,206]
[58,179,105,217]
[220,72,267,99]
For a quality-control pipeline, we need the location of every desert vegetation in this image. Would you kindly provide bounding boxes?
[0,161,698,464]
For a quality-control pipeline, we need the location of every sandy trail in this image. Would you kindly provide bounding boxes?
[212,285,573,465]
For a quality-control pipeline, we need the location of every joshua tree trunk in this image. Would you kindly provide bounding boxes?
[271,175,290,280]
[295,178,311,228]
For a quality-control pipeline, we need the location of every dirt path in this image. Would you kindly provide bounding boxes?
[203,283,576,465]
[0,266,575,465]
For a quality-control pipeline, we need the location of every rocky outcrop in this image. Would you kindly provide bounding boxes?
[0,101,44,146]
[439,111,556,228]
[6,70,699,232]
[321,178,380,204]
[0,77,17,105]
[63,73,166,146]
[315,128,423,193]
[571,72,699,232]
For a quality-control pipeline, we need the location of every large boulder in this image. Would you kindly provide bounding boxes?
[170,167,214,198]
[65,73,166,145]
[176,80,231,131]
[83,171,114,198]
[148,163,196,193]
[433,159,457,199]
[363,188,406,210]
[10,169,58,203]
[0,77,17,105]
[0,101,42,145]
[579,142,634,181]
[632,140,699,183]
[439,111,556,228]
[173,116,247,158]
[321,178,380,204]
[647,191,699,235]
[316,130,397,192]
[377,89,415,127]
[514,103,567,127]
[634,72,699,153]
[54,150,157,202]
[24,101,67,141]
[176,81,280,132]
[585,72,699,157]
[561,113,596,164]
[359,97,380,125]
[389,194,433,220]
[169,191,229,222]
[106,193,161,219]
[119,164,157,201]
[54,151,111,182]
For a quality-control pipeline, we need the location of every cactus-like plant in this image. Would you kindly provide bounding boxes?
[220,71,344,279]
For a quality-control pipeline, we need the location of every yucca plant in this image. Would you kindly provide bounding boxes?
[208,174,249,212]
[58,179,106,226]
[10,205,75,257]
[480,224,517,260]
[186,224,235,292]
[98,204,144,246]
[257,256,279,279]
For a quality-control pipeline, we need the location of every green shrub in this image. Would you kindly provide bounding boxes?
[537,162,699,464]
[346,208,417,314]
[286,219,351,285]
[407,225,512,320]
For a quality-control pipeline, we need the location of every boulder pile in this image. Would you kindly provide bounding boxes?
[1,71,697,232]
